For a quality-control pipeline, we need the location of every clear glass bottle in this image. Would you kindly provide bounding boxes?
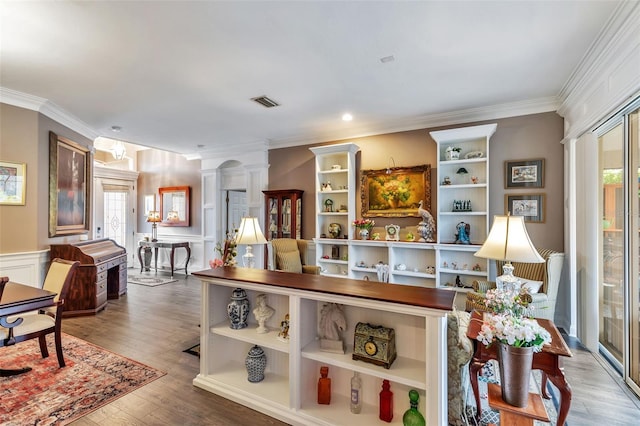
[379,379,393,422]
[402,389,425,426]
[317,366,331,405]
[350,371,362,414]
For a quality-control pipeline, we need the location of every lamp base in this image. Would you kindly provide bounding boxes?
[242,246,255,269]
[151,223,158,242]
[496,262,521,292]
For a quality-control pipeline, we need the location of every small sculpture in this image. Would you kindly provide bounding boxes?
[455,221,471,244]
[252,294,275,334]
[319,303,346,354]
[277,313,290,342]
[417,200,435,242]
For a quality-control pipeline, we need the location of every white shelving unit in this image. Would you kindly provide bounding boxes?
[430,123,497,290]
[310,143,360,276]
[193,269,451,426]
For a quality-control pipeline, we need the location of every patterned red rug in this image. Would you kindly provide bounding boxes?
[0,333,165,425]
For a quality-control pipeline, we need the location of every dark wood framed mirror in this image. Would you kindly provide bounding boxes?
[159,186,190,227]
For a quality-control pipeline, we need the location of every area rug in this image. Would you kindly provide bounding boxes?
[0,333,165,425]
[466,360,559,425]
[128,274,177,286]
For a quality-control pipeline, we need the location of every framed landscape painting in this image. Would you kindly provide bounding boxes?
[505,158,544,188]
[505,193,545,223]
[49,131,91,237]
[360,164,430,217]
[0,160,26,205]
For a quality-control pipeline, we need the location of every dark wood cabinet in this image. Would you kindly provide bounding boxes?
[50,238,127,317]
[263,189,303,240]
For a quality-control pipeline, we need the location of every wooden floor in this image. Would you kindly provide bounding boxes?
[61,270,640,425]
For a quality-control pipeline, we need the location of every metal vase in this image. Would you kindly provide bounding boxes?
[497,342,534,407]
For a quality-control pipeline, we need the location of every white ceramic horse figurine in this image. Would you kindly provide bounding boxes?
[319,303,346,341]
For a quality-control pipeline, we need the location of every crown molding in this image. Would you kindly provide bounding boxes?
[184,139,269,161]
[0,87,99,140]
[558,1,639,103]
[268,96,559,149]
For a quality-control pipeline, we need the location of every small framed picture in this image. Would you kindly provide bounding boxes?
[0,160,26,205]
[505,193,545,223]
[505,159,544,188]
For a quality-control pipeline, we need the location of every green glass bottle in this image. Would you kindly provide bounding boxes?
[402,389,425,426]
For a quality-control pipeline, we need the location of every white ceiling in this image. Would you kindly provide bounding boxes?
[0,1,622,155]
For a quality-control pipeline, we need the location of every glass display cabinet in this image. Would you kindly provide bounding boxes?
[263,189,303,240]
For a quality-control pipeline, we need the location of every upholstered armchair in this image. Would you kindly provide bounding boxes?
[465,248,565,321]
[0,258,79,368]
[267,239,321,275]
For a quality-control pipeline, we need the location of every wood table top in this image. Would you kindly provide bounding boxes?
[193,267,456,311]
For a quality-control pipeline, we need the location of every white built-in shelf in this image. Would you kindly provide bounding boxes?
[210,321,290,353]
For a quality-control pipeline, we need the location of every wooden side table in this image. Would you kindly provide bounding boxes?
[137,240,191,277]
[487,383,549,425]
[467,310,572,426]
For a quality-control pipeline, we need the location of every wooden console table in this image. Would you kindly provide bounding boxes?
[467,311,572,426]
[137,240,191,277]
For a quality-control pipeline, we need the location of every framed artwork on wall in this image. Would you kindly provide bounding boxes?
[505,193,545,223]
[0,160,26,205]
[504,158,545,188]
[360,165,430,218]
[49,131,91,237]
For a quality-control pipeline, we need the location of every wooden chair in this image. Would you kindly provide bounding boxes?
[0,258,79,367]
[267,239,321,274]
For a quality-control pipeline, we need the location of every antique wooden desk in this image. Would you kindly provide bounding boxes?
[467,310,572,426]
[137,240,191,277]
[0,281,56,376]
[487,383,550,425]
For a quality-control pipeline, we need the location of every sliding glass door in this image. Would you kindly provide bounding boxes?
[597,99,640,397]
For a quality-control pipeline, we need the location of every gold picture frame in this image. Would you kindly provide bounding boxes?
[0,160,26,205]
[49,131,91,237]
[361,165,430,217]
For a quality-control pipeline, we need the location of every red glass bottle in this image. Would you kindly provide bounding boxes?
[379,379,393,422]
[317,366,331,404]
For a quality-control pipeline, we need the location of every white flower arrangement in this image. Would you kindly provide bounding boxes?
[476,313,552,352]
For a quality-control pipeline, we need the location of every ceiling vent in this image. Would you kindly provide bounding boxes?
[251,95,280,108]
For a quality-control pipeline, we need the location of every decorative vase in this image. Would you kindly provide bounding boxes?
[328,223,342,239]
[245,345,267,382]
[379,379,393,422]
[402,389,425,426]
[497,342,534,407]
[227,287,250,329]
[317,366,331,404]
[359,228,369,240]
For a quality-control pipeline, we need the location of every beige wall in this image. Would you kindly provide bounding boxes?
[137,148,202,236]
[268,112,564,252]
[0,104,93,254]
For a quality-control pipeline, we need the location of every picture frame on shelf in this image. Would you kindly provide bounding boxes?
[504,158,544,188]
[505,193,545,223]
[48,131,91,237]
[0,160,26,205]
[360,164,430,217]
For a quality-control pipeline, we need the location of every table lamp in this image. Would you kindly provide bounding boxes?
[147,210,161,242]
[474,214,544,290]
[235,217,267,268]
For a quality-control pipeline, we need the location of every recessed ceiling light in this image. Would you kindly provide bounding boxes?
[380,55,395,63]
[110,125,122,132]
[342,113,353,122]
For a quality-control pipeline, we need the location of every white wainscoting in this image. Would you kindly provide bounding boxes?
[0,250,50,288]
[133,234,205,275]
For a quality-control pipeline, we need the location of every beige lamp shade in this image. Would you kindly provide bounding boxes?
[147,211,161,223]
[166,210,180,222]
[236,217,267,268]
[474,215,544,263]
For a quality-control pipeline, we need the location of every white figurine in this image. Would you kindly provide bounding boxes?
[319,303,346,354]
[253,294,275,334]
